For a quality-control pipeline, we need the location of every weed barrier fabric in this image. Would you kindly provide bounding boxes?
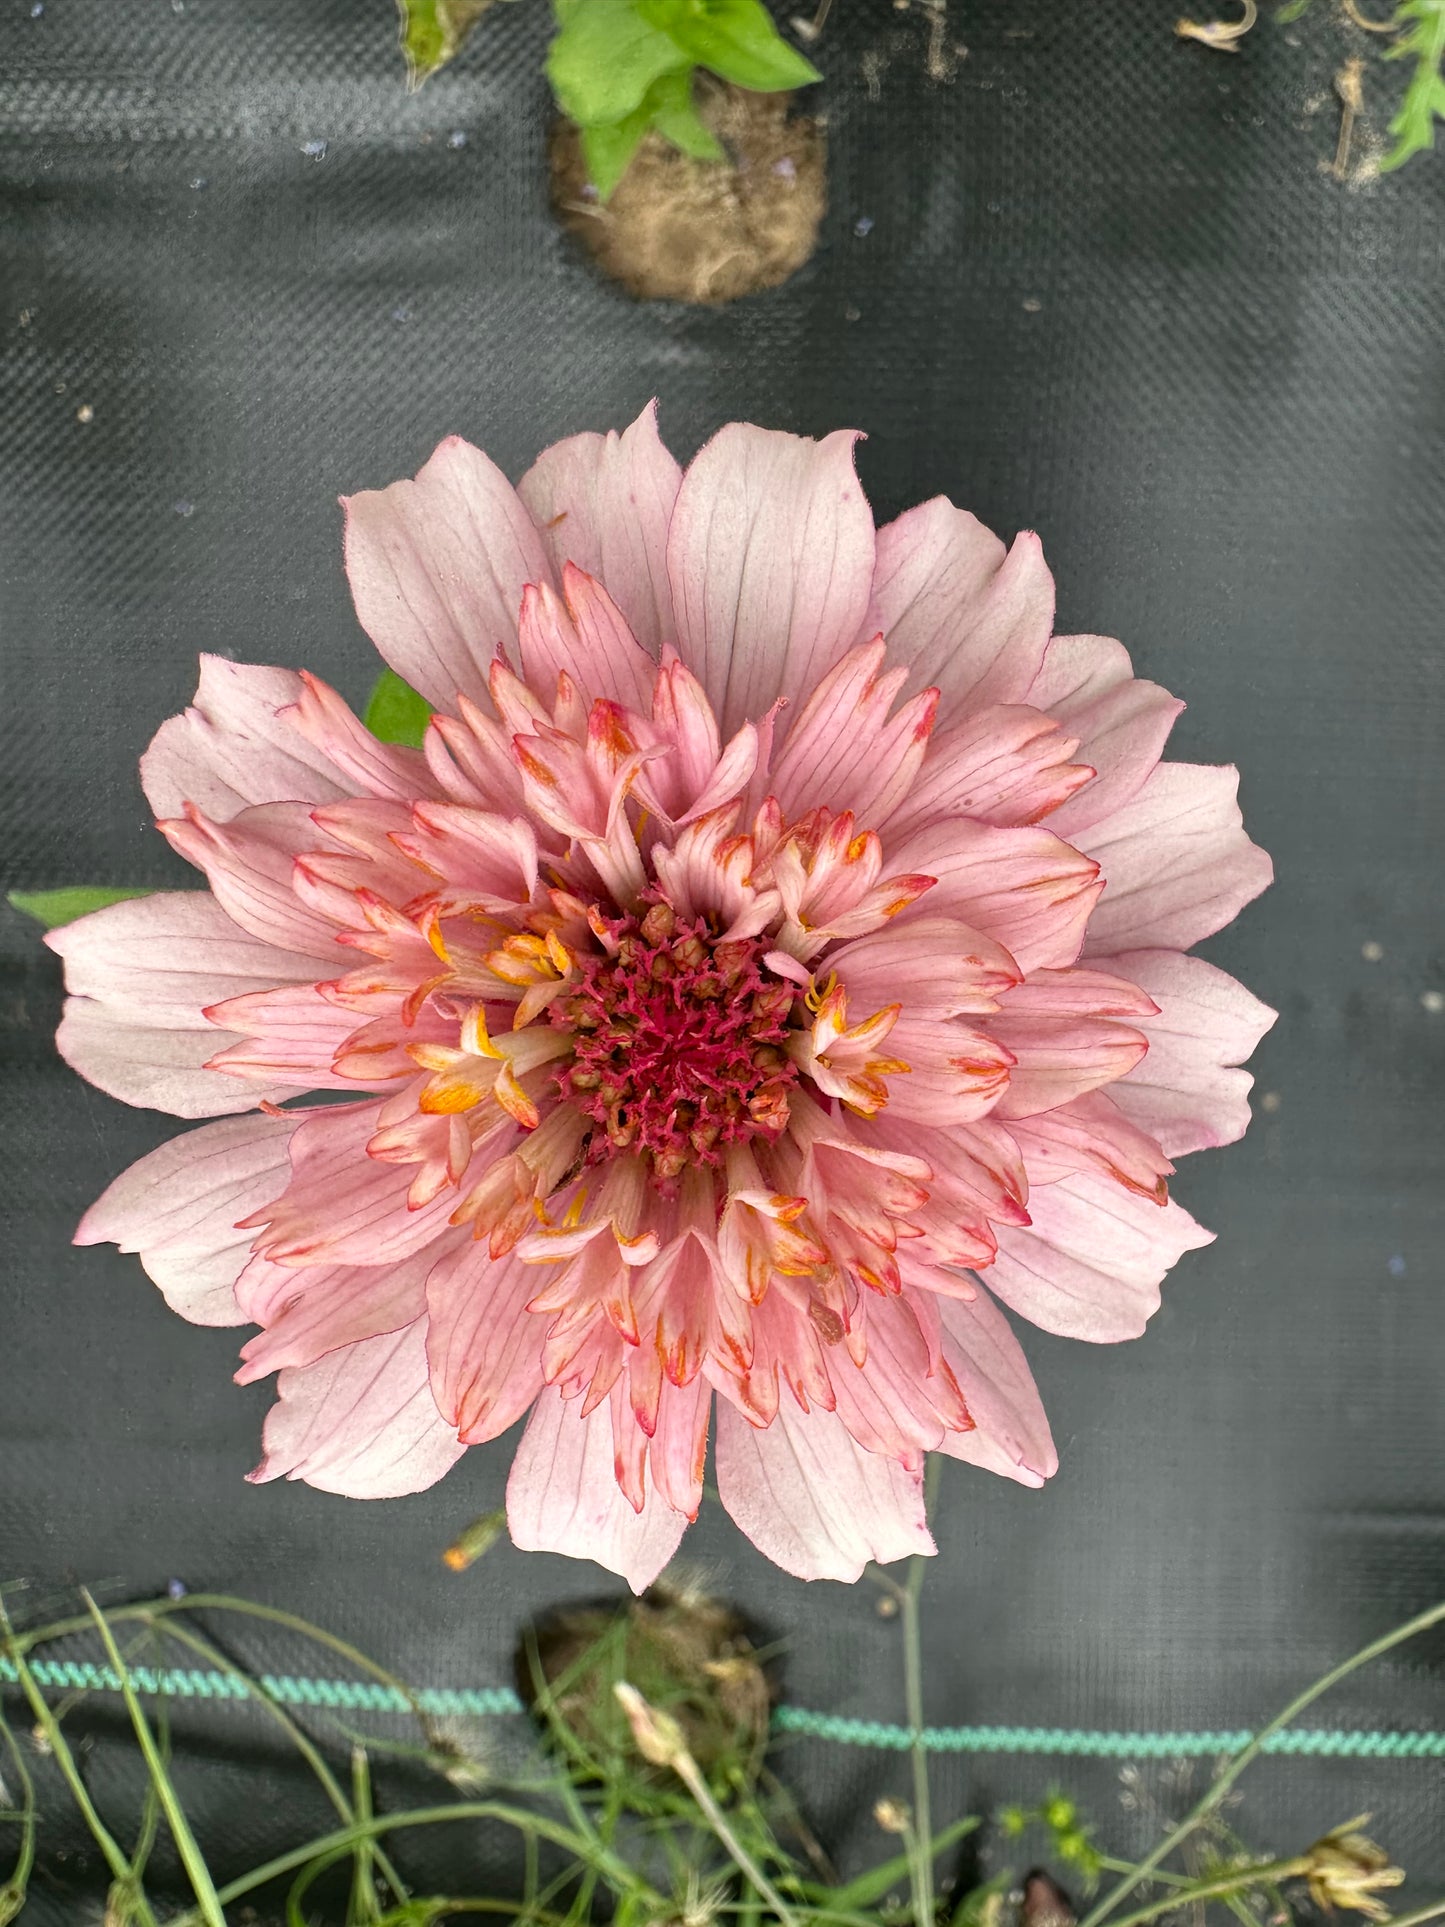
[2,0,1444,1912]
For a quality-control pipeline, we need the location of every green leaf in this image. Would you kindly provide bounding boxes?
[396,0,498,90]
[582,109,654,198]
[579,71,724,196]
[800,1815,980,1912]
[646,68,727,159]
[363,668,433,748]
[1380,0,1445,170]
[8,886,154,930]
[639,0,821,92]
[548,0,693,128]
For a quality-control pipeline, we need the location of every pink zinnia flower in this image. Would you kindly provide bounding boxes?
[54,408,1274,1588]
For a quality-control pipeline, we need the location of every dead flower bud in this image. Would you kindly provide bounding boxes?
[614,1680,690,1768]
[874,1796,912,1834]
[442,1508,507,1571]
[1303,1817,1405,1921]
[1021,1870,1078,1927]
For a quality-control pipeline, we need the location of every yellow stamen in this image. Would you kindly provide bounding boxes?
[804,970,838,1014]
[459,1004,501,1059]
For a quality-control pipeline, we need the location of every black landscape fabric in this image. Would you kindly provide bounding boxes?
[3,0,1444,1913]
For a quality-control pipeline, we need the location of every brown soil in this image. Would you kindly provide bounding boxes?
[550,78,827,305]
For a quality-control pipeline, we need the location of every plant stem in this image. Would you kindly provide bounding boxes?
[1371,1904,1445,1927]
[0,1700,36,1925]
[168,1800,663,1922]
[350,1745,383,1924]
[0,1597,158,1924]
[1101,1859,1307,1927]
[153,1614,406,1906]
[13,1591,441,1745]
[82,1591,226,1927]
[902,1454,941,1927]
[1077,1596,1445,1927]
[670,1751,801,1927]
[1093,1859,1195,1889]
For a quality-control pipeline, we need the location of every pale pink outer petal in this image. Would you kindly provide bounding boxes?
[665,424,876,739]
[882,704,1091,839]
[933,1287,1059,1488]
[1003,1090,1173,1198]
[1099,948,1278,1154]
[863,500,1054,723]
[516,569,659,716]
[234,1247,438,1383]
[75,1113,297,1326]
[247,1102,464,1267]
[201,984,370,1091]
[425,1240,548,1444]
[284,673,438,803]
[160,801,349,959]
[985,1173,1214,1342]
[1025,635,1184,837]
[140,657,353,823]
[247,1320,466,1498]
[1079,763,1273,956]
[517,402,682,655]
[829,914,1020,1021]
[767,640,937,827]
[886,819,1102,974]
[988,1011,1148,1120]
[505,1388,688,1595]
[343,436,555,710]
[47,894,321,1118]
[713,1399,935,1582]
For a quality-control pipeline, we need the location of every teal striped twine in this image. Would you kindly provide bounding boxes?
[2,1654,1442,1759]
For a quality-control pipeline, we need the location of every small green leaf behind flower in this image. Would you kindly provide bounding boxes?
[364,668,434,748]
[549,0,820,200]
[396,0,500,89]
[9,886,154,931]
[1380,0,1445,170]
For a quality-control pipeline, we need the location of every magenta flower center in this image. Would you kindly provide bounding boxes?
[552,895,799,1186]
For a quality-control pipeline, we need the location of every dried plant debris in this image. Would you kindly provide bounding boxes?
[396,0,499,89]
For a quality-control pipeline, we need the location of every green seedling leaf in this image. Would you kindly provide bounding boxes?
[647,68,727,158]
[583,106,655,198]
[548,0,693,127]
[396,0,498,90]
[9,886,154,930]
[640,0,821,91]
[581,70,725,196]
[1381,0,1445,169]
[583,68,727,194]
[363,669,434,748]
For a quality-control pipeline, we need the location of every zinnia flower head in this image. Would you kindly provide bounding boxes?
[54,408,1274,1588]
